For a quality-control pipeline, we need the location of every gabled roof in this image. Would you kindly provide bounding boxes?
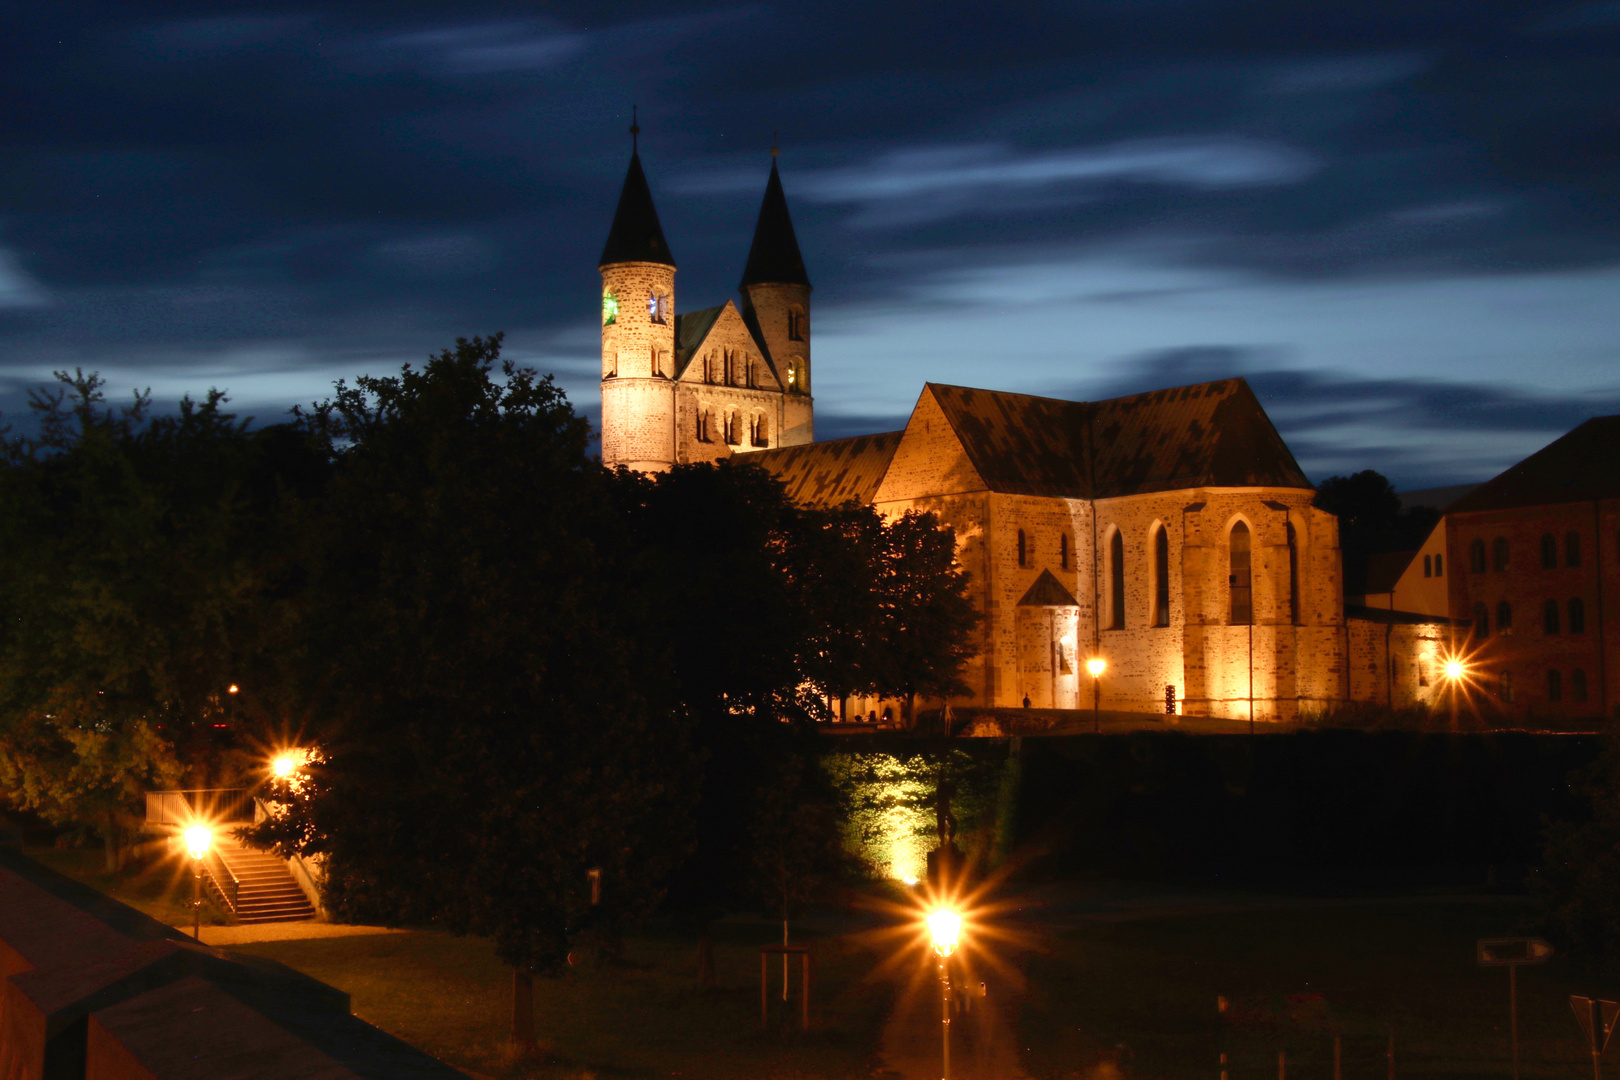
[924,378,1311,500]
[1017,570,1079,607]
[750,432,903,508]
[1447,415,1620,514]
[673,305,725,377]
[739,161,810,289]
[599,152,675,268]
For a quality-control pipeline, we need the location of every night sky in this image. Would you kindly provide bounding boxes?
[5,2,1618,488]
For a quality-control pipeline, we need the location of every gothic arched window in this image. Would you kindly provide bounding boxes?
[1497,600,1513,633]
[1153,526,1171,627]
[1109,529,1126,630]
[1229,522,1252,626]
[1470,539,1487,573]
[1541,533,1558,569]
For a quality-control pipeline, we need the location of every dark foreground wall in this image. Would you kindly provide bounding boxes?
[1010,731,1603,881]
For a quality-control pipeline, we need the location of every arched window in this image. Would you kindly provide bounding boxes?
[1567,531,1582,567]
[1544,599,1560,635]
[724,412,739,445]
[1109,529,1126,630]
[1572,669,1589,702]
[1473,602,1490,638]
[696,409,711,443]
[1470,539,1487,573]
[1498,670,1513,702]
[1016,530,1027,568]
[1059,533,1070,570]
[1493,537,1510,572]
[788,308,806,342]
[1153,526,1171,627]
[1497,600,1513,633]
[752,413,769,447]
[1570,597,1586,634]
[1548,670,1562,702]
[648,291,669,324]
[1229,522,1252,626]
[1287,522,1300,626]
[1541,533,1558,569]
[602,289,618,326]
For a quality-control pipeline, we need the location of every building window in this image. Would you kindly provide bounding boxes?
[1473,602,1490,638]
[1493,537,1510,572]
[724,412,739,445]
[786,361,799,391]
[1109,529,1126,630]
[1229,522,1252,626]
[1497,670,1513,702]
[1154,526,1171,627]
[788,309,806,342]
[1570,597,1586,634]
[1541,533,1558,569]
[602,290,618,326]
[696,409,711,443]
[1470,539,1487,573]
[1573,668,1589,702]
[1423,555,1432,577]
[648,292,669,324]
[750,413,769,447]
[1059,532,1070,570]
[1544,599,1560,635]
[1567,531,1582,567]
[1435,553,1443,576]
[1017,529,1027,568]
[1497,600,1513,633]
[1548,670,1562,702]
[1287,522,1300,626]
[703,354,714,384]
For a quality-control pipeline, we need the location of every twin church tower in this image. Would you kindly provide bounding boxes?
[598,141,814,471]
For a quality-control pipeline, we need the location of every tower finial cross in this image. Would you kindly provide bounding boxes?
[630,104,640,151]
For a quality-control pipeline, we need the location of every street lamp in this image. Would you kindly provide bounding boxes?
[1086,658,1106,734]
[927,909,962,1080]
[1442,655,1467,731]
[183,824,212,941]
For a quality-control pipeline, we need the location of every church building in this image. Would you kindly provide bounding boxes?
[597,145,1449,723]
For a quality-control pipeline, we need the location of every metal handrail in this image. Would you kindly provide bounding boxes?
[145,788,253,827]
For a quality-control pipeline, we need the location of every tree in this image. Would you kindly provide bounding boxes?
[0,371,304,867]
[1534,738,1620,962]
[251,336,700,1047]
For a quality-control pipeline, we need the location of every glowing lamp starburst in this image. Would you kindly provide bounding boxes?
[927,908,962,958]
[183,825,212,861]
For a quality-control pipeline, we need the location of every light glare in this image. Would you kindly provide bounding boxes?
[1086,658,1106,678]
[927,908,962,956]
[183,825,212,861]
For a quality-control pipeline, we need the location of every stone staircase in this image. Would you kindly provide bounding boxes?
[213,836,316,924]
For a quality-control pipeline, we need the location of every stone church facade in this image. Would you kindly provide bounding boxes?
[598,148,1446,723]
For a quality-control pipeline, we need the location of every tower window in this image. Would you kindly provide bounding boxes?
[648,292,669,324]
[1544,598,1560,635]
[1570,597,1586,634]
[1228,522,1252,626]
[1567,531,1582,567]
[1470,539,1487,573]
[788,310,806,341]
[1541,533,1557,569]
[1109,529,1126,630]
[1548,670,1562,702]
[602,290,618,326]
[1016,530,1027,568]
[1153,525,1170,627]
[1493,537,1510,572]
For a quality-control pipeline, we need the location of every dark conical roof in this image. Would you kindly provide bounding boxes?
[600,152,675,268]
[739,161,810,289]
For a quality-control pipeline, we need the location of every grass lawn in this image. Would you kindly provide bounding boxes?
[24,845,233,927]
[229,920,894,1080]
[1017,898,1620,1080]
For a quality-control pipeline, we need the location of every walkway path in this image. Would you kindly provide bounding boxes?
[172,921,407,946]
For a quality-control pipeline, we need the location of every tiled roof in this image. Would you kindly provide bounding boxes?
[1447,415,1620,514]
[1017,570,1079,607]
[750,432,903,508]
[599,152,675,268]
[926,378,1311,500]
[672,305,724,378]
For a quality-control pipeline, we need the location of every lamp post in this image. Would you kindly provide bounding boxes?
[183,824,212,941]
[1086,658,1106,734]
[927,909,962,1080]
[1444,657,1465,732]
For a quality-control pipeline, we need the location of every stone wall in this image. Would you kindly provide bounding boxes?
[600,260,677,471]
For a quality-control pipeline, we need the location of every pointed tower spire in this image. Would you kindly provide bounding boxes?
[739,155,809,289]
[599,122,675,269]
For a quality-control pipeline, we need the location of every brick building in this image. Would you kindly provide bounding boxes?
[597,146,1450,722]
[1442,417,1620,722]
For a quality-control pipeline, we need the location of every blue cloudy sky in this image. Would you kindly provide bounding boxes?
[4,1,1617,488]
